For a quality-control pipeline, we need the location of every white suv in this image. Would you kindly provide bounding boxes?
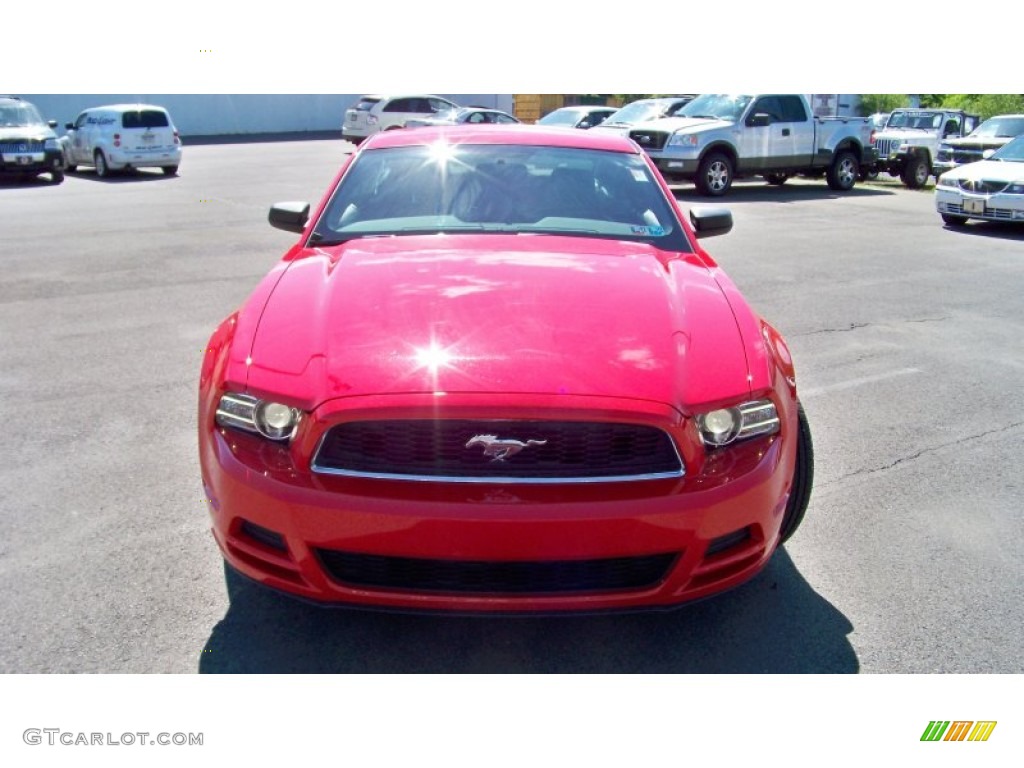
[60,104,182,177]
[342,95,458,144]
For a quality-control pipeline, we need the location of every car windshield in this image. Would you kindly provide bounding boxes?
[886,111,941,130]
[970,116,1024,139]
[0,102,45,128]
[604,101,664,125]
[537,110,583,127]
[989,136,1024,162]
[310,142,690,251]
[677,94,752,121]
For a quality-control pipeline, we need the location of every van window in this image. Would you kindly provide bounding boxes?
[121,110,170,129]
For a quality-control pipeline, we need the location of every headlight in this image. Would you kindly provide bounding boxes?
[696,399,779,448]
[936,174,958,189]
[215,392,301,441]
[44,138,58,150]
[668,133,700,148]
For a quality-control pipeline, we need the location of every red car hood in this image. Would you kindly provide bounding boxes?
[243,234,750,412]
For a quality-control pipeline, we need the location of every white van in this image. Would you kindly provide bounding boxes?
[342,95,458,144]
[60,104,182,177]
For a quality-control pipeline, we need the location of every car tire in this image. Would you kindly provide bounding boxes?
[695,151,733,196]
[826,150,858,191]
[901,155,930,189]
[162,165,179,176]
[50,170,64,185]
[941,213,968,227]
[94,150,110,178]
[765,173,788,186]
[779,401,814,544]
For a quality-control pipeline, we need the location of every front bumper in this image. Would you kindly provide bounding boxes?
[0,148,63,176]
[936,187,1024,223]
[200,397,796,613]
[652,156,699,178]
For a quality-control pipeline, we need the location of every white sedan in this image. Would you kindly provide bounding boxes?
[935,134,1024,226]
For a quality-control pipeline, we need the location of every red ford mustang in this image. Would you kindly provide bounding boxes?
[198,125,813,612]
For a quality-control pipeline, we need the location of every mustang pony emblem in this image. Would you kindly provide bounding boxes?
[465,434,547,462]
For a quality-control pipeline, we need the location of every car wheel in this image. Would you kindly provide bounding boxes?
[779,401,814,544]
[162,165,179,176]
[826,150,858,191]
[695,151,733,196]
[941,213,968,227]
[765,173,788,186]
[94,150,110,178]
[50,170,65,185]
[901,156,930,189]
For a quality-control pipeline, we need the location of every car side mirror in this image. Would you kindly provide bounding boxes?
[47,120,58,129]
[747,113,771,127]
[65,123,75,130]
[268,202,310,233]
[690,207,733,239]
[982,149,996,159]
[578,121,591,129]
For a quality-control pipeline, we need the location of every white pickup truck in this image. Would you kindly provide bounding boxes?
[629,94,876,196]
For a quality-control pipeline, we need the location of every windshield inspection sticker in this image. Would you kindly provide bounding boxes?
[631,225,666,236]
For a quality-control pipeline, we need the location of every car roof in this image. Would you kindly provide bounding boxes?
[365,124,640,153]
[84,103,170,112]
[358,94,453,102]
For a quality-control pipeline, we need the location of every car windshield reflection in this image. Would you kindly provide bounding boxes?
[311,143,690,251]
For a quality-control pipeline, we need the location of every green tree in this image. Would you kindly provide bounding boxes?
[939,94,1024,120]
[858,94,912,115]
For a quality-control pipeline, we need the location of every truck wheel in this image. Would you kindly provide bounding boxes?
[826,150,858,191]
[765,173,788,186]
[695,152,733,196]
[901,155,930,188]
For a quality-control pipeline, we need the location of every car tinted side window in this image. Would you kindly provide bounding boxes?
[383,99,413,113]
[752,97,784,122]
[429,98,453,113]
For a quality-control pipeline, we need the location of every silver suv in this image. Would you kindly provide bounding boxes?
[342,95,458,144]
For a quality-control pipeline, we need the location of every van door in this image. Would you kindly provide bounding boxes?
[67,112,89,163]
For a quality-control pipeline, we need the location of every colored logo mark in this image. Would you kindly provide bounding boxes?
[921,721,997,742]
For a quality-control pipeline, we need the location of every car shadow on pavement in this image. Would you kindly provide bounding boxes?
[940,221,1024,241]
[66,169,174,183]
[199,549,857,674]
[672,182,894,204]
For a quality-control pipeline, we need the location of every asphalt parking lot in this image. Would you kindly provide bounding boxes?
[1,139,1022,673]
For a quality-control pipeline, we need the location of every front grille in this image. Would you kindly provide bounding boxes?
[312,419,683,483]
[874,137,903,157]
[958,178,1009,194]
[952,147,985,164]
[0,140,44,153]
[316,549,679,594]
[629,129,669,151]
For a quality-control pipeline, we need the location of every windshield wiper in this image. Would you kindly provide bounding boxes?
[688,115,718,120]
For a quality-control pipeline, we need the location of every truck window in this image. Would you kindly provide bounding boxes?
[779,96,808,122]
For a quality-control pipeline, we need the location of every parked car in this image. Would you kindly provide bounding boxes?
[342,94,458,143]
[404,107,520,128]
[935,134,1024,227]
[535,105,617,129]
[199,124,814,612]
[60,104,182,177]
[870,107,979,188]
[631,93,874,196]
[589,96,697,137]
[933,114,1024,176]
[0,95,65,184]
